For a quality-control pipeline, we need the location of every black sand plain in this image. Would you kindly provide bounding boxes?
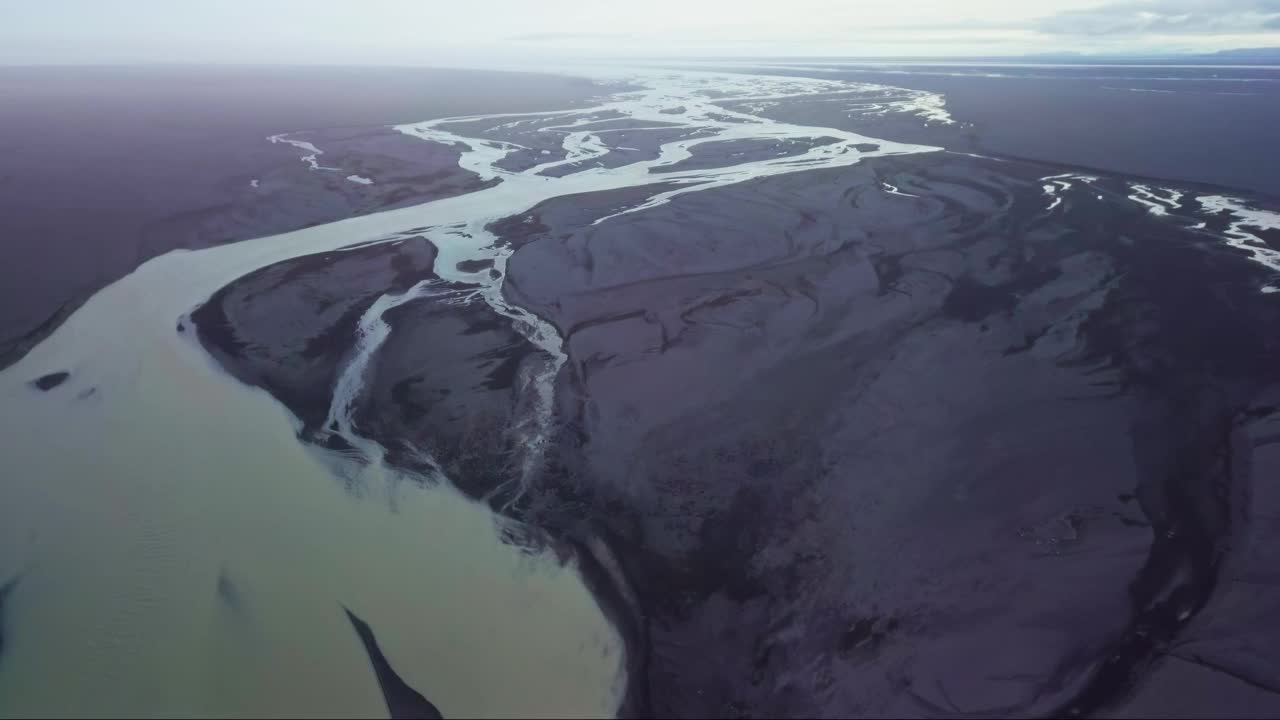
[10,63,1280,717]
[195,113,1280,719]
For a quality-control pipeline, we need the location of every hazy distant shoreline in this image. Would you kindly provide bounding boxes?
[708,60,1280,199]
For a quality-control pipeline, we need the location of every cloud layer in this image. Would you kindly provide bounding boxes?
[1,0,1279,64]
[1038,0,1280,35]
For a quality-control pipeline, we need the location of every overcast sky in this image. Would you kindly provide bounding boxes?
[3,0,1279,65]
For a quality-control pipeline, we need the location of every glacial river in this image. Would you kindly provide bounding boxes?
[0,69,941,716]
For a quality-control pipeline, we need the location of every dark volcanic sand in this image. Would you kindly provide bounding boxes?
[195,141,1280,717]
[721,62,1280,199]
[0,575,18,658]
[0,65,600,367]
[343,608,442,720]
[650,136,840,174]
[349,285,544,503]
[192,230,543,504]
[29,370,69,391]
[722,63,1280,199]
[192,235,442,437]
[162,66,1280,716]
[494,153,1280,717]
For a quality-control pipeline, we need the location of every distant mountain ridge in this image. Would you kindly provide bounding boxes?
[701,47,1280,65]
[1008,47,1280,64]
[1207,47,1280,61]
